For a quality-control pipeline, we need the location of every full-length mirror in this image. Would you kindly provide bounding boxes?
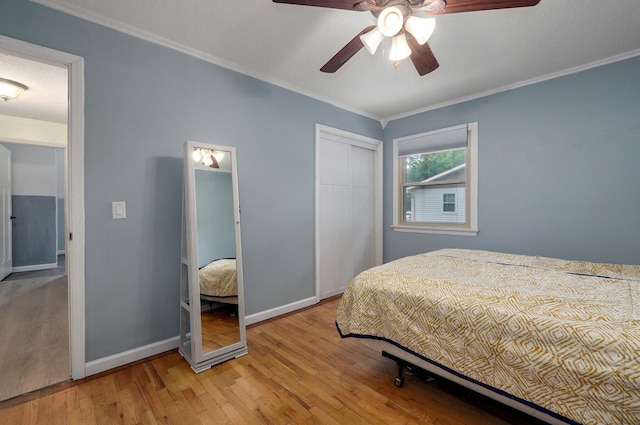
[179,141,247,372]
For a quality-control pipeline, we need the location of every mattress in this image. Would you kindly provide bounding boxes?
[198,258,237,298]
[335,249,640,425]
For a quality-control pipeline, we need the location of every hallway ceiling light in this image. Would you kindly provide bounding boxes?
[0,78,28,101]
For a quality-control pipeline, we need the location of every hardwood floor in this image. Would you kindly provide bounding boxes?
[0,271,70,402]
[0,297,548,425]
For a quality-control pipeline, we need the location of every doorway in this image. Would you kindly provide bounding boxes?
[315,124,383,301]
[0,142,68,400]
[0,35,86,398]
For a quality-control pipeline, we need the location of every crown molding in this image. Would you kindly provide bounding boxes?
[386,48,640,123]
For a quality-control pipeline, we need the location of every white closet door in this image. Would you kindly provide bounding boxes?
[350,145,375,278]
[317,135,376,300]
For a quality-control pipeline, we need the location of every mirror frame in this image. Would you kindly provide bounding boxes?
[179,140,247,372]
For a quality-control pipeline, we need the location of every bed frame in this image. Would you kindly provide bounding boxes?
[200,294,238,305]
[360,339,576,425]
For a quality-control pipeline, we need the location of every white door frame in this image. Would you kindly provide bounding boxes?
[0,35,86,380]
[314,124,383,302]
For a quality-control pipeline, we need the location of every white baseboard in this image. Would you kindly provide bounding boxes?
[12,263,58,273]
[84,297,318,376]
[245,296,318,326]
[85,336,180,376]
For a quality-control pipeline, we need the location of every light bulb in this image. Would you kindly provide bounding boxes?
[404,16,436,45]
[212,150,225,162]
[360,27,385,55]
[389,33,412,62]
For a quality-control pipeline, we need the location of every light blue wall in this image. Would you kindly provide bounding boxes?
[383,56,640,265]
[4,143,60,267]
[57,148,65,253]
[11,195,57,266]
[0,0,381,361]
[57,197,64,252]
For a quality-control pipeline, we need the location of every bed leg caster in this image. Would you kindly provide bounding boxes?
[394,361,406,387]
[394,376,405,387]
[383,351,412,388]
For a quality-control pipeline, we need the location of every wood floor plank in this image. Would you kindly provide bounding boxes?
[157,387,193,425]
[78,393,98,425]
[139,382,169,421]
[0,296,549,425]
[219,402,252,425]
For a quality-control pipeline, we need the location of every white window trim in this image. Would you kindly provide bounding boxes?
[392,122,478,236]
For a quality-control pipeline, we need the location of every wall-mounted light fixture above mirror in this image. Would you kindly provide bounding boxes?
[191,147,226,169]
[179,140,247,372]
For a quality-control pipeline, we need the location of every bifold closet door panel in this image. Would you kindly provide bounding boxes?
[350,145,375,278]
[318,139,352,299]
[318,139,375,299]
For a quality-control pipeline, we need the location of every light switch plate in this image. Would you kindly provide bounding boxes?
[112,201,126,219]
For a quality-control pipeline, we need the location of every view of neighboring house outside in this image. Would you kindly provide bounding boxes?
[406,163,466,223]
[395,122,477,235]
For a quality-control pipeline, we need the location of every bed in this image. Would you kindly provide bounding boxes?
[335,249,640,425]
[199,258,238,305]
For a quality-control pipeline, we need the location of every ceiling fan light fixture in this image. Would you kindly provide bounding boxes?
[360,27,385,55]
[404,16,436,45]
[389,32,412,62]
[377,6,404,37]
[0,78,28,101]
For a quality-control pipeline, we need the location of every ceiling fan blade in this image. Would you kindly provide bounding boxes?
[272,0,362,10]
[427,0,541,14]
[320,25,376,73]
[407,37,440,76]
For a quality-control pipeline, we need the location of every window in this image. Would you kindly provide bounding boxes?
[443,193,456,212]
[393,122,478,236]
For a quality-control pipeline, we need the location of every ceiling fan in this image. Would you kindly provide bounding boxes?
[272,0,541,76]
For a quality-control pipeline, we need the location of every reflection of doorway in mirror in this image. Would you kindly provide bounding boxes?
[201,304,240,352]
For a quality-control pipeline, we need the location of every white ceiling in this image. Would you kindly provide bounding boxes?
[0,52,68,124]
[8,0,640,124]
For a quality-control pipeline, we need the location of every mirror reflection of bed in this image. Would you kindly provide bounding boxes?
[199,257,240,352]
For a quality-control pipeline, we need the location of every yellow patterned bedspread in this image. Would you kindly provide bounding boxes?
[199,259,237,297]
[336,249,640,425]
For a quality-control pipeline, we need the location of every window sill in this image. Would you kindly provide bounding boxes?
[392,224,479,236]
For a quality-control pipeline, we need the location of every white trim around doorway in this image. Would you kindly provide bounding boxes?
[0,35,86,380]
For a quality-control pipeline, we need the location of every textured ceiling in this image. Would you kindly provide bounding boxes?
[10,0,640,124]
[0,52,68,124]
